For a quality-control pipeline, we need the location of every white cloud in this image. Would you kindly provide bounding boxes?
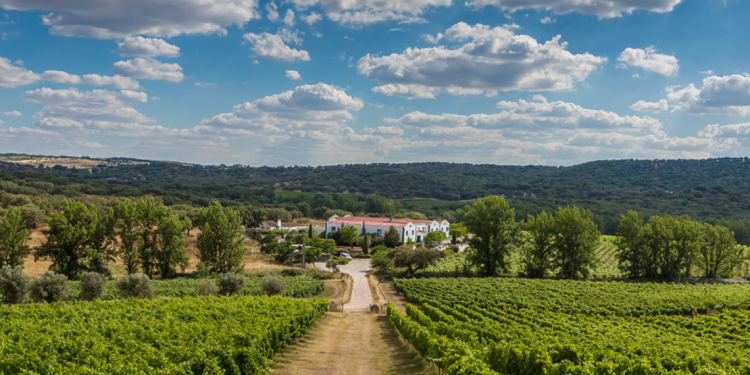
[2,111,22,116]
[469,0,682,18]
[21,87,153,124]
[388,96,662,137]
[266,2,279,21]
[630,99,668,112]
[243,32,310,62]
[700,70,714,75]
[288,0,450,25]
[82,74,140,89]
[0,0,260,38]
[115,36,180,57]
[0,56,40,87]
[359,22,606,98]
[303,12,323,25]
[42,70,82,84]
[284,9,295,26]
[286,70,302,80]
[617,47,679,76]
[367,126,404,136]
[118,90,148,102]
[201,83,363,135]
[112,58,184,82]
[633,75,750,116]
[540,17,555,24]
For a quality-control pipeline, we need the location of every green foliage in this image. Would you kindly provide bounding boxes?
[0,265,29,304]
[154,213,191,278]
[340,225,359,248]
[0,206,32,268]
[197,280,219,296]
[114,199,141,274]
[325,259,340,273]
[361,223,369,254]
[238,205,267,227]
[551,206,601,279]
[265,207,292,222]
[698,223,745,278]
[384,226,400,248]
[261,275,286,296]
[371,248,394,270]
[197,200,247,273]
[216,273,246,296]
[424,230,447,248]
[522,211,555,277]
[78,271,106,300]
[464,196,522,276]
[116,273,153,299]
[0,295,328,373]
[448,223,468,245]
[29,271,68,303]
[388,244,446,277]
[35,199,101,278]
[392,277,750,375]
[135,196,169,278]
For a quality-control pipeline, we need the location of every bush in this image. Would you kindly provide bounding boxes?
[0,265,29,304]
[325,259,340,273]
[116,273,153,299]
[261,275,286,296]
[354,254,372,258]
[216,273,246,296]
[332,256,350,265]
[197,280,219,296]
[371,250,394,270]
[280,268,305,277]
[79,272,107,301]
[371,245,389,254]
[29,271,68,303]
[88,255,111,277]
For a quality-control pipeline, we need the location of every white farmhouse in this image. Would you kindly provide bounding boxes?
[261,220,306,231]
[325,215,449,244]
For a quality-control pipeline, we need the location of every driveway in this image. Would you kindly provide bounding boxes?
[314,258,373,311]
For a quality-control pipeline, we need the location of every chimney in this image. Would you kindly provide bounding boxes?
[277,219,281,228]
[389,217,393,223]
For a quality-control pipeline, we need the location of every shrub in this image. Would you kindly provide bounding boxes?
[354,254,372,259]
[30,271,69,303]
[88,255,111,277]
[280,268,305,277]
[371,245,389,254]
[197,280,219,296]
[0,265,29,304]
[79,272,107,301]
[261,275,286,296]
[332,256,350,265]
[116,273,153,299]
[325,259,340,273]
[371,250,394,270]
[216,273,246,296]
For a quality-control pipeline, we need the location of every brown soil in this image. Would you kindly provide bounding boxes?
[269,312,436,375]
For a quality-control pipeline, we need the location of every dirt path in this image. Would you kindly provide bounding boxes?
[314,259,373,311]
[270,312,436,375]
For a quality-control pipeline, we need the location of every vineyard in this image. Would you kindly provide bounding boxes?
[0,296,328,374]
[389,278,750,375]
[64,276,324,301]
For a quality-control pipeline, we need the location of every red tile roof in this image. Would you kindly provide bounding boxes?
[328,216,440,227]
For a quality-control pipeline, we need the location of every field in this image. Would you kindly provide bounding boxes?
[389,278,750,375]
[0,296,328,374]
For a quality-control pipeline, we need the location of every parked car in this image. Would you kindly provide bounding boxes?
[339,253,352,261]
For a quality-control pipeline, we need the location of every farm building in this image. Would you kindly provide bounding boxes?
[325,215,449,244]
[261,220,306,231]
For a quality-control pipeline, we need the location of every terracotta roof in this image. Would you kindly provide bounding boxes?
[330,219,408,227]
[329,216,438,226]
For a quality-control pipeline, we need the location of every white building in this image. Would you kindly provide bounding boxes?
[324,215,449,244]
[261,220,306,231]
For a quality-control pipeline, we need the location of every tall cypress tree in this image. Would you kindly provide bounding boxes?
[308,223,314,238]
[361,221,369,254]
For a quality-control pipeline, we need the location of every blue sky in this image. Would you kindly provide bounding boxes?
[1,0,749,166]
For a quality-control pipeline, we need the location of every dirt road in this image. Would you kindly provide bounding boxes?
[270,312,435,375]
[314,259,373,311]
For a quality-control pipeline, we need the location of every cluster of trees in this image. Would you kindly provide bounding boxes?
[615,212,746,279]
[0,197,247,280]
[463,196,601,279]
[259,228,332,263]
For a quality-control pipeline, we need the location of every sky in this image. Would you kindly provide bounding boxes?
[1,0,749,167]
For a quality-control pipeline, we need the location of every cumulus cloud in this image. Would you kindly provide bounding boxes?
[303,12,323,25]
[266,1,279,21]
[632,75,750,116]
[243,32,311,62]
[112,58,184,82]
[469,0,682,18]
[2,111,22,116]
[617,47,679,76]
[287,0,450,25]
[21,87,153,124]
[118,90,148,102]
[359,22,606,98]
[367,126,404,136]
[284,9,295,26]
[41,70,140,89]
[286,70,302,80]
[388,96,662,138]
[0,57,39,87]
[630,99,668,112]
[201,83,363,135]
[115,36,180,57]
[42,70,82,84]
[0,0,260,38]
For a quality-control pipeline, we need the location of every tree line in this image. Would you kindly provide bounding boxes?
[0,197,247,279]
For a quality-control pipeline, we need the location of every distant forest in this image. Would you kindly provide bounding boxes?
[1,155,750,238]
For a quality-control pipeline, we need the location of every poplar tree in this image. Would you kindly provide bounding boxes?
[0,206,32,268]
[197,201,247,273]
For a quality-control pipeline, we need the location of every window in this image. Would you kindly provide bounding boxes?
[377,229,382,235]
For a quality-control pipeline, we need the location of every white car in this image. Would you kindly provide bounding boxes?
[339,253,352,260]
